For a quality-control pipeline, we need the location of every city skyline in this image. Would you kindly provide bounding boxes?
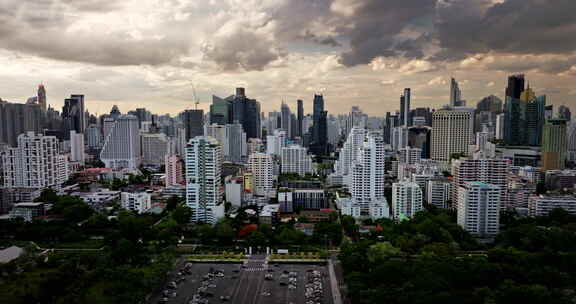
[0,0,575,115]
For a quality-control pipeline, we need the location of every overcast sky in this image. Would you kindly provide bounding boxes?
[0,0,575,116]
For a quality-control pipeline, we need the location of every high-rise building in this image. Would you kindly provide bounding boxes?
[391,126,409,151]
[69,130,85,165]
[449,78,462,107]
[495,113,505,140]
[62,95,85,139]
[2,132,69,189]
[85,124,102,151]
[476,95,503,113]
[297,99,304,137]
[310,94,328,156]
[408,126,431,159]
[141,133,170,166]
[457,182,501,235]
[398,147,422,165]
[351,133,386,215]
[183,109,204,141]
[0,101,44,146]
[392,181,423,219]
[210,95,232,125]
[226,123,247,163]
[451,158,510,208]
[281,103,292,138]
[384,112,400,144]
[37,84,46,112]
[431,108,474,162]
[528,195,576,217]
[281,145,314,176]
[427,178,451,209]
[185,136,223,224]
[505,74,525,100]
[334,127,366,178]
[220,88,262,139]
[542,119,568,171]
[100,115,141,169]
[400,88,411,126]
[165,154,184,186]
[248,152,274,197]
[267,130,286,157]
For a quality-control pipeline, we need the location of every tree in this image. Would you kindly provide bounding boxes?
[172,206,192,225]
[36,188,58,204]
[367,242,401,264]
[246,231,267,247]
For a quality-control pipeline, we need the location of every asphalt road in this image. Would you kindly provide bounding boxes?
[149,255,333,304]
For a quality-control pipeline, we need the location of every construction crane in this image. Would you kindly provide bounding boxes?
[191,82,200,110]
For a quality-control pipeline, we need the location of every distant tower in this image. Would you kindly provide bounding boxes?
[449,78,462,107]
[37,84,47,111]
[100,115,141,169]
[542,119,568,171]
[297,99,304,137]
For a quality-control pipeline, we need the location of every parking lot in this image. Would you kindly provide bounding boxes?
[149,255,333,304]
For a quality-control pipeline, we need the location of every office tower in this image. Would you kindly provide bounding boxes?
[523,87,546,146]
[351,133,386,215]
[267,130,286,157]
[327,119,340,146]
[431,108,474,162]
[400,88,411,126]
[248,152,274,197]
[37,84,46,111]
[505,74,525,100]
[226,122,247,163]
[185,136,223,224]
[457,182,501,235]
[495,113,505,140]
[334,127,366,178]
[109,105,121,118]
[476,95,503,113]
[206,124,226,151]
[100,115,141,169]
[69,131,85,165]
[290,114,298,140]
[281,145,314,176]
[391,126,409,151]
[427,178,451,209]
[85,124,102,151]
[346,106,367,137]
[449,78,462,107]
[141,133,170,166]
[165,154,184,186]
[2,132,69,189]
[384,112,400,144]
[297,99,304,137]
[542,119,568,171]
[408,126,431,159]
[0,101,43,146]
[410,107,432,126]
[310,94,328,156]
[62,95,85,138]
[210,95,231,125]
[559,105,572,121]
[392,181,423,219]
[220,88,262,139]
[451,158,509,208]
[183,109,204,141]
[281,103,292,138]
[545,105,554,120]
[133,108,148,128]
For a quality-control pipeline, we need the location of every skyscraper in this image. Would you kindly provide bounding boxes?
[185,136,224,224]
[559,105,571,121]
[451,158,510,209]
[542,119,568,171]
[505,74,525,100]
[400,88,411,126]
[476,95,503,113]
[0,101,43,146]
[392,181,423,219]
[37,84,46,112]
[431,108,474,162]
[62,94,85,139]
[281,145,314,176]
[281,103,292,138]
[457,182,501,236]
[210,95,231,125]
[297,99,304,137]
[183,109,204,141]
[141,133,170,166]
[449,78,462,107]
[100,115,141,169]
[504,83,546,146]
[70,130,85,165]
[310,94,328,156]
[165,154,184,186]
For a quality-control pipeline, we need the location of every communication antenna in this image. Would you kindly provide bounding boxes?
[191,82,200,110]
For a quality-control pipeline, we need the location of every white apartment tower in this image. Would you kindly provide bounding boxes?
[334,127,367,177]
[392,181,424,219]
[2,132,69,189]
[431,108,474,162]
[351,133,386,215]
[248,153,274,197]
[451,158,510,208]
[100,115,141,169]
[281,145,314,176]
[266,130,286,157]
[427,178,452,209]
[185,136,224,224]
[457,182,501,235]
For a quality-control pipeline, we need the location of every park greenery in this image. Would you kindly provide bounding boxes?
[338,207,576,304]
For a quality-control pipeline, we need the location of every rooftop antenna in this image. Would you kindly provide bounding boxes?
[190,82,200,110]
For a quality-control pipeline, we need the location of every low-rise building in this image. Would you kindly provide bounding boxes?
[260,204,280,226]
[528,195,576,217]
[121,192,152,214]
[9,202,46,222]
